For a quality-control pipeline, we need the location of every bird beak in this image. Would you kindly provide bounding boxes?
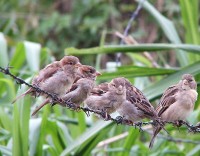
[95,71,101,76]
[183,79,188,85]
[118,85,123,90]
[75,62,82,68]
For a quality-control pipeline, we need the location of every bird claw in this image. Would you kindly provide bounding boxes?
[64,98,77,110]
[66,102,79,111]
[100,111,111,121]
[134,122,143,132]
[115,116,124,124]
[124,119,133,126]
[50,100,56,107]
[174,120,184,127]
[82,107,90,117]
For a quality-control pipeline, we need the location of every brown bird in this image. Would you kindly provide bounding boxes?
[116,78,159,124]
[12,55,81,103]
[31,65,101,116]
[149,74,198,148]
[85,77,127,119]
[62,78,95,106]
[75,65,101,81]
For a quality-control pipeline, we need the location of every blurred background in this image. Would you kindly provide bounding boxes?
[0,0,200,155]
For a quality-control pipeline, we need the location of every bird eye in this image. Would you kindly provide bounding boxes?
[69,62,73,65]
[89,70,93,74]
[188,79,193,82]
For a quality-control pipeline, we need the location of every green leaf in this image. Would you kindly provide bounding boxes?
[179,0,200,62]
[187,144,200,156]
[29,118,42,156]
[139,0,188,66]
[0,32,9,67]
[0,108,12,132]
[60,121,113,156]
[24,41,41,72]
[12,79,31,156]
[98,66,177,80]
[0,145,12,156]
[77,112,87,133]
[10,43,26,74]
[65,44,200,55]
[118,128,139,156]
[0,78,15,105]
[35,105,50,156]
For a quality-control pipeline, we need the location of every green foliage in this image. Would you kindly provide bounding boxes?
[0,0,200,156]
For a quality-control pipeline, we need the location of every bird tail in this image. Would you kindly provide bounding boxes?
[149,126,162,148]
[12,88,32,104]
[31,99,49,116]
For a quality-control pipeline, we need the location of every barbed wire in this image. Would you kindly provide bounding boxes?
[1,66,200,133]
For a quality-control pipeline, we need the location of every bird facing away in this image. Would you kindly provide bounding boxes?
[149,74,198,148]
[12,56,81,104]
[116,78,158,123]
[85,77,127,118]
[31,65,101,116]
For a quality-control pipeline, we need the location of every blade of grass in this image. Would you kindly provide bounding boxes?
[10,43,26,75]
[0,145,12,156]
[98,66,177,80]
[0,32,9,67]
[60,121,113,156]
[77,112,87,133]
[179,0,200,62]
[118,128,139,156]
[24,41,41,72]
[0,79,15,105]
[65,44,200,55]
[138,0,188,66]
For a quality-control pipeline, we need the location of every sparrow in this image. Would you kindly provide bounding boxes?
[75,65,101,81]
[84,77,127,119]
[149,74,198,148]
[31,65,101,115]
[116,78,159,123]
[12,56,81,103]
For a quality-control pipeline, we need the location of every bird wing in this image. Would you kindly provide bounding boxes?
[33,62,61,85]
[156,85,179,116]
[125,80,157,118]
[66,83,79,94]
[91,82,109,96]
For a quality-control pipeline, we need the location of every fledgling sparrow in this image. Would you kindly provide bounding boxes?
[85,77,127,119]
[12,56,81,103]
[116,78,158,123]
[149,74,198,148]
[75,65,101,81]
[31,65,101,115]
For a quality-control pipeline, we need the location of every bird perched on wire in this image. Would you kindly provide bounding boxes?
[12,56,82,104]
[116,78,159,124]
[85,77,127,120]
[31,65,101,116]
[75,65,101,81]
[149,74,198,148]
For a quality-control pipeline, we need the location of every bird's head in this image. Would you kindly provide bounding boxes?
[60,56,82,71]
[78,65,101,80]
[181,74,197,90]
[108,77,126,95]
